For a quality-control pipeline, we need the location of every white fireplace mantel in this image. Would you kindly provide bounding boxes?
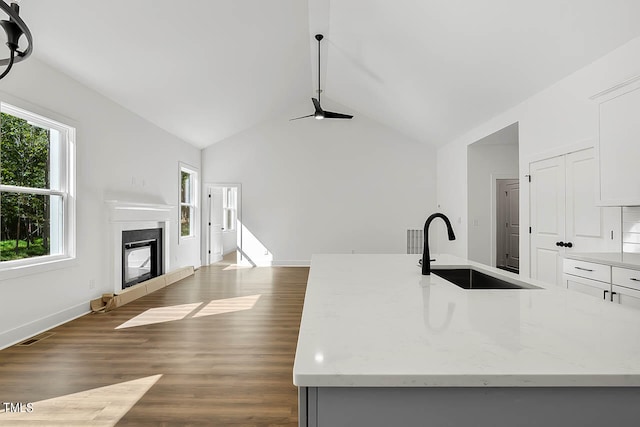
[105,200,175,293]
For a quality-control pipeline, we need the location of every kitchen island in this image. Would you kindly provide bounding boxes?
[293,254,640,427]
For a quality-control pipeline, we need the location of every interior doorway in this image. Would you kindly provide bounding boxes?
[205,183,242,266]
[496,179,519,273]
[467,122,519,268]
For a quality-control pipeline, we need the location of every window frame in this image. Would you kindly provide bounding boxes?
[222,187,237,232]
[0,101,76,276]
[179,163,198,241]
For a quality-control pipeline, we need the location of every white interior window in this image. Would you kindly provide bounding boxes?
[222,187,237,232]
[0,102,76,271]
[180,165,198,239]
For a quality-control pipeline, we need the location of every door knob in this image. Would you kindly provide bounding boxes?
[556,241,573,248]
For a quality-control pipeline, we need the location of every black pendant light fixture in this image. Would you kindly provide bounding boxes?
[0,0,32,80]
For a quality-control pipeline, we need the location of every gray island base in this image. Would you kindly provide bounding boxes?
[294,255,640,427]
[299,386,640,427]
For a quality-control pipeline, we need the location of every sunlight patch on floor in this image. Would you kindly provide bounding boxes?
[193,294,261,318]
[115,302,203,329]
[223,264,254,270]
[115,296,262,329]
[0,374,162,426]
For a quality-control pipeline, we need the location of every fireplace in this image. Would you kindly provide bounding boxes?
[106,200,173,294]
[122,228,163,289]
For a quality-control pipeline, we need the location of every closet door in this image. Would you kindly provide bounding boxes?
[565,148,620,253]
[530,156,565,285]
[530,148,619,286]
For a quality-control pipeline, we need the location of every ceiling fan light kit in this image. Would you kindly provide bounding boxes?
[290,34,353,121]
[0,0,32,80]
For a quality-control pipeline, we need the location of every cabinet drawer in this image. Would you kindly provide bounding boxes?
[565,274,610,300]
[612,285,640,310]
[563,259,611,283]
[612,266,640,292]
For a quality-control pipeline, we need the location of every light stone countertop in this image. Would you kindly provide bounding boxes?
[562,252,640,269]
[293,254,640,387]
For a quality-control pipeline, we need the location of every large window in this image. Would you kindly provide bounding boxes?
[180,165,197,238]
[0,103,75,267]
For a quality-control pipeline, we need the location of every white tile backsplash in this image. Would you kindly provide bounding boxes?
[623,207,640,253]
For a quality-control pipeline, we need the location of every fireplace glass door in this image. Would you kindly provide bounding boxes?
[124,243,152,283]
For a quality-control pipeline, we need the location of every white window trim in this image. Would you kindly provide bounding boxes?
[0,101,76,279]
[222,187,237,232]
[179,162,198,241]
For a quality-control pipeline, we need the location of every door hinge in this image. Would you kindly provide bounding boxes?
[525,174,531,183]
[208,194,211,198]
[208,222,211,226]
[506,254,509,258]
[529,227,532,234]
[208,250,211,254]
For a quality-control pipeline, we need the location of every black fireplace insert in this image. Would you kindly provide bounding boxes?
[122,228,163,289]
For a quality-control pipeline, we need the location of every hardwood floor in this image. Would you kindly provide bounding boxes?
[0,256,308,426]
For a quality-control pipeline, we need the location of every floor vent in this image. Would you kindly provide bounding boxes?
[407,229,423,254]
[17,332,55,347]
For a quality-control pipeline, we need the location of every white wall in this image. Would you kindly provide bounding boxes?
[0,59,201,349]
[467,142,519,265]
[201,105,438,265]
[223,231,237,255]
[437,35,640,278]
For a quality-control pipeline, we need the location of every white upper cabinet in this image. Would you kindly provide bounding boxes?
[594,76,640,206]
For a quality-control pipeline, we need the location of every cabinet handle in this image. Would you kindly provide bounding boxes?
[603,290,609,300]
[631,278,640,282]
[611,291,617,302]
[556,241,564,247]
[565,242,573,248]
[575,267,593,272]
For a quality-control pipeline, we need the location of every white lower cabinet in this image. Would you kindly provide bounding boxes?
[565,274,610,300]
[611,285,640,310]
[611,266,640,309]
[563,259,612,301]
[563,259,640,309]
[563,259,611,283]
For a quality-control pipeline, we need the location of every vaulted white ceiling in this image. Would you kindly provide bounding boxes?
[17,0,640,148]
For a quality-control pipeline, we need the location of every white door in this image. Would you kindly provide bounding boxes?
[530,155,565,285]
[565,148,620,253]
[530,148,619,286]
[208,187,224,264]
[496,179,519,270]
[505,181,520,270]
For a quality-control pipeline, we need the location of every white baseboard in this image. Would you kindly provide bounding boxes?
[0,302,89,350]
[270,260,311,267]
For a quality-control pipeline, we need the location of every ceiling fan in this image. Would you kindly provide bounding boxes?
[290,34,353,121]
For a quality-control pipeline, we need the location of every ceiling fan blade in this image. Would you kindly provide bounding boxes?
[289,114,314,121]
[312,97,323,113]
[323,111,353,119]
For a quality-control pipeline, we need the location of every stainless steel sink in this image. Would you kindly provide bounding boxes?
[432,268,539,290]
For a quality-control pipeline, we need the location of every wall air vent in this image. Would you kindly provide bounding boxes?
[407,229,423,254]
